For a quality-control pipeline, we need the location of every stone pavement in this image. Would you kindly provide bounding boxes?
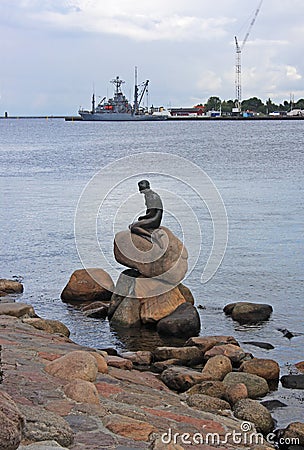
[0,313,274,450]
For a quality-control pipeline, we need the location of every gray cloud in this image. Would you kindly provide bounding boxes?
[0,0,303,115]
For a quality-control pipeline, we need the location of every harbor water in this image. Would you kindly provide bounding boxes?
[0,118,303,426]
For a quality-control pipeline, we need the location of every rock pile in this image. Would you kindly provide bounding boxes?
[109,227,201,337]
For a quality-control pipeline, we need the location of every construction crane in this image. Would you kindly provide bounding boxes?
[234,0,263,111]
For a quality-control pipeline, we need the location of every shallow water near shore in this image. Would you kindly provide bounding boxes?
[0,118,303,427]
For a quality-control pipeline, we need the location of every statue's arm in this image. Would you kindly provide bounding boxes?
[138,208,156,221]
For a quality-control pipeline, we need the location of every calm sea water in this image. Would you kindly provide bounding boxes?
[0,118,303,426]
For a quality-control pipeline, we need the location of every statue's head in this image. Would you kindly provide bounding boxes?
[138,180,150,192]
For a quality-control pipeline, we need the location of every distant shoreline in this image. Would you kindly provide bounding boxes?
[1,115,304,121]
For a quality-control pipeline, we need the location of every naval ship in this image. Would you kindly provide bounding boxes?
[78,71,167,121]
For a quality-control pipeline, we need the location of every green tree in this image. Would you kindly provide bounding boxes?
[266,98,279,113]
[295,98,304,109]
[221,99,235,113]
[241,97,266,114]
[204,96,221,112]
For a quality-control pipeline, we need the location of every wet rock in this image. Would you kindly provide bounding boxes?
[153,346,203,365]
[157,302,200,338]
[281,374,304,389]
[161,366,208,392]
[224,302,273,324]
[277,328,294,339]
[201,355,233,381]
[186,394,231,413]
[0,302,35,318]
[177,283,194,304]
[120,351,152,366]
[295,361,304,373]
[186,380,226,398]
[61,268,114,303]
[19,405,74,447]
[110,296,141,328]
[0,279,23,294]
[277,422,304,447]
[103,413,157,441]
[107,269,139,319]
[204,344,247,364]
[45,350,98,382]
[0,390,24,450]
[106,355,133,370]
[23,318,70,337]
[83,304,108,319]
[243,341,275,350]
[233,398,274,434]
[225,382,248,405]
[140,286,186,324]
[260,399,287,411]
[240,358,280,381]
[114,227,188,285]
[185,335,239,354]
[223,372,269,398]
[63,379,100,405]
[89,352,108,373]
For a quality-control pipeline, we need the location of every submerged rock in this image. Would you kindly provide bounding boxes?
[281,374,304,389]
[224,302,273,324]
[156,302,200,338]
[61,268,114,303]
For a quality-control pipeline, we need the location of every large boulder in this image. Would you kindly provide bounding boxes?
[61,268,114,303]
[140,286,186,324]
[63,379,100,405]
[201,355,232,381]
[0,279,23,295]
[240,358,280,381]
[0,390,25,450]
[110,297,141,328]
[45,350,98,382]
[223,372,269,399]
[233,399,274,434]
[157,302,200,338]
[224,302,273,324]
[114,227,188,286]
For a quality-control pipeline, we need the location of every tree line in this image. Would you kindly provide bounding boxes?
[202,96,304,114]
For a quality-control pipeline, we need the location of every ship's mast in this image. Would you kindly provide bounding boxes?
[134,67,139,114]
[111,76,125,95]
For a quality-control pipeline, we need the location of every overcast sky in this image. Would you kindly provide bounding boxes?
[1,0,303,115]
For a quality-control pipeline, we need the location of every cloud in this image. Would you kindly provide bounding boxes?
[286,65,302,81]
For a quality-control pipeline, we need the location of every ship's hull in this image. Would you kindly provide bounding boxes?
[79,111,167,121]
